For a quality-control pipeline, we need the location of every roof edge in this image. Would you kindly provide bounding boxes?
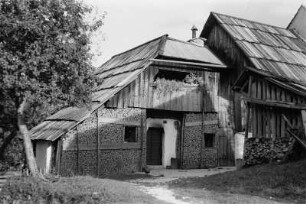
[211,11,287,30]
[287,4,306,29]
[99,34,168,64]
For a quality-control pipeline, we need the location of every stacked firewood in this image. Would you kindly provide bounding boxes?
[243,137,295,166]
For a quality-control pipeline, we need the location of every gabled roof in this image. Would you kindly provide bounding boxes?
[93,35,225,102]
[201,12,306,86]
[30,34,225,141]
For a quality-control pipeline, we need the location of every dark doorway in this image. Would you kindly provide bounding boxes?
[218,134,235,166]
[146,127,163,165]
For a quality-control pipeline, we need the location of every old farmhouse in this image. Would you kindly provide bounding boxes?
[30,8,306,176]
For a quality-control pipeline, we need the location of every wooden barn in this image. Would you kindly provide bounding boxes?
[30,35,239,176]
[29,10,306,176]
[201,12,306,148]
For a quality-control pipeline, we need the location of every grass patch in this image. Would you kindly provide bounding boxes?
[0,176,159,203]
[168,159,306,203]
[103,173,154,181]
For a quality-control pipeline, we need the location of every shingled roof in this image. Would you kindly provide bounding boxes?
[93,35,225,102]
[30,34,225,141]
[201,12,306,86]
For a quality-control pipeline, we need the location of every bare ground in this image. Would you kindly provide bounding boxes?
[125,167,289,204]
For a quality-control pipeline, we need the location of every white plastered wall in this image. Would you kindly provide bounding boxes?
[36,141,52,174]
[146,118,179,167]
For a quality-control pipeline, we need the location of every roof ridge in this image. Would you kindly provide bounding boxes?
[102,34,167,63]
[167,36,205,47]
[211,11,289,31]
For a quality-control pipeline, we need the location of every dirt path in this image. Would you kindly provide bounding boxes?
[128,168,287,204]
[135,182,285,204]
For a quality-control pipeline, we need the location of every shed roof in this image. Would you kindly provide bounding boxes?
[201,12,306,86]
[30,34,225,141]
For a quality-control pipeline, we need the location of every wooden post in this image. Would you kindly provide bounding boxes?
[181,115,186,168]
[96,111,100,177]
[56,139,62,175]
[200,86,206,168]
[244,103,250,140]
[139,109,146,171]
[301,110,306,136]
[76,127,79,175]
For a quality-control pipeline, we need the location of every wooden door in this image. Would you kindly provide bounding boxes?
[146,127,163,165]
[218,134,234,166]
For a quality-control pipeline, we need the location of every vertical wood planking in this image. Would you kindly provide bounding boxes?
[267,109,271,138]
[262,80,266,100]
[144,69,149,108]
[118,89,124,108]
[135,75,140,107]
[281,110,285,138]
[257,80,262,99]
[147,67,153,108]
[262,108,266,137]
[267,84,270,100]
[276,111,280,138]
[129,81,136,107]
[258,107,262,137]
[139,72,145,107]
[123,86,129,108]
[271,109,276,139]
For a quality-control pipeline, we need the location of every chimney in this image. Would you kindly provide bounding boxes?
[191,25,198,39]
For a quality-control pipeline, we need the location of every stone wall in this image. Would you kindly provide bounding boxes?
[60,107,145,176]
[182,113,219,169]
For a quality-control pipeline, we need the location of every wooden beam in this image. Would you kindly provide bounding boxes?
[150,59,227,70]
[98,118,141,126]
[286,128,306,149]
[185,120,218,127]
[242,95,306,110]
[139,109,146,171]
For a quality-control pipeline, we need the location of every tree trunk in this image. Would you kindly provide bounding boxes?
[0,130,16,161]
[18,98,43,179]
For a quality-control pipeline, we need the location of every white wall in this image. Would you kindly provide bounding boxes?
[146,118,179,167]
[36,141,52,174]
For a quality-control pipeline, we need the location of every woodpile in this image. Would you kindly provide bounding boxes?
[244,137,295,166]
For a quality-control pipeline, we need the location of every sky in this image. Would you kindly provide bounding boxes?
[84,0,306,67]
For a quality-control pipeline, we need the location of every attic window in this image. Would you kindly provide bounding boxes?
[124,126,137,143]
[204,133,215,148]
[154,70,189,81]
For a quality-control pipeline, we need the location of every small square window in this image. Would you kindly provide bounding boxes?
[124,126,137,142]
[205,133,214,148]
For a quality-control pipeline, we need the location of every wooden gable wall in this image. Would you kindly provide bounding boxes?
[205,24,253,130]
[106,65,219,113]
[241,74,306,139]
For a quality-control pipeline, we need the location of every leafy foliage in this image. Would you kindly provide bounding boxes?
[0,0,103,163]
[153,72,203,96]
